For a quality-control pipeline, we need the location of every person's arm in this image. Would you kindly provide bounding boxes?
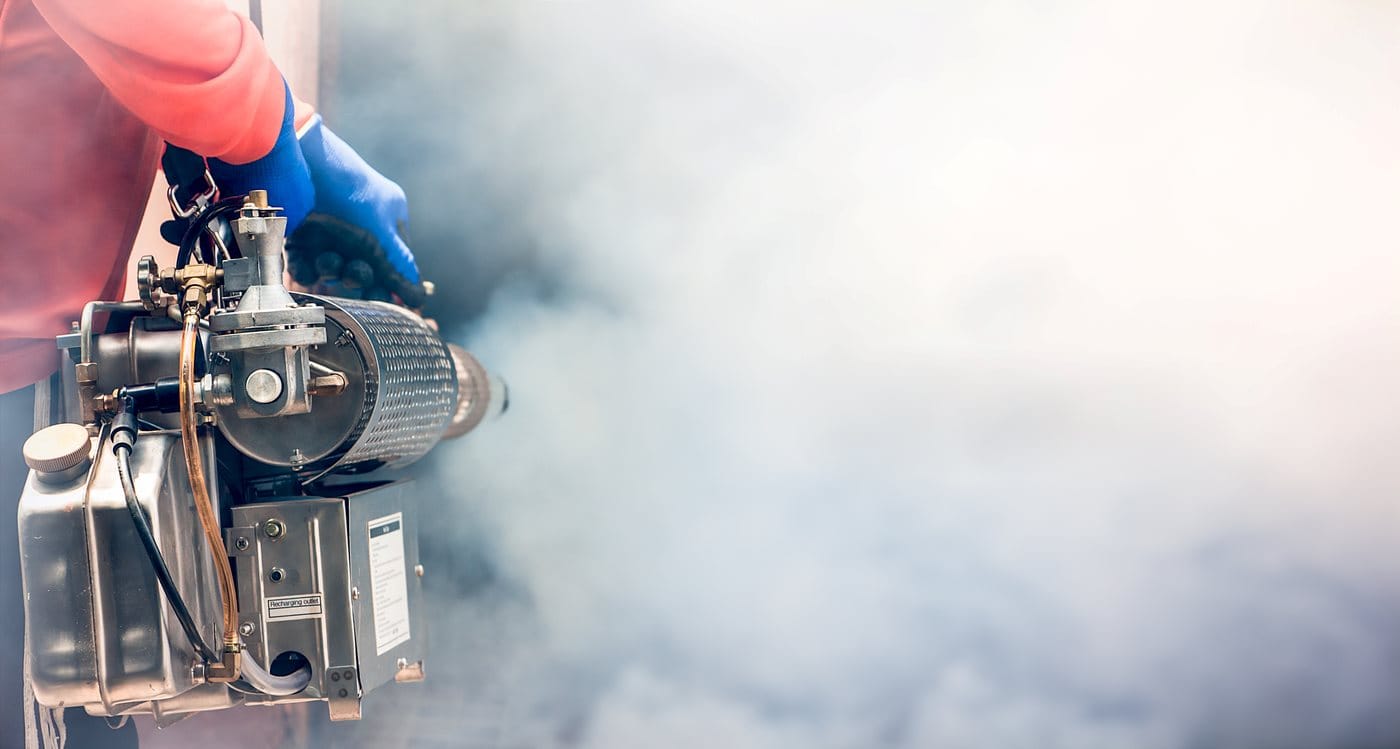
[34,0,421,292]
[31,0,307,164]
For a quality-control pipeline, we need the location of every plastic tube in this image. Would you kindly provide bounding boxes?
[179,311,241,661]
[235,647,312,697]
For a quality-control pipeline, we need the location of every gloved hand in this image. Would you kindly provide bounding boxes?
[292,115,426,306]
[206,81,315,234]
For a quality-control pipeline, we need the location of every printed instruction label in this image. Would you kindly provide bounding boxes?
[266,593,324,622]
[367,512,411,655]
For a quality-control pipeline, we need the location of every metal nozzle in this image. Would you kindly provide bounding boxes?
[443,344,507,439]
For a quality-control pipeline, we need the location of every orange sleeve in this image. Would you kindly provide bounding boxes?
[30,0,295,164]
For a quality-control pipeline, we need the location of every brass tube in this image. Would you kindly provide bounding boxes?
[179,311,241,662]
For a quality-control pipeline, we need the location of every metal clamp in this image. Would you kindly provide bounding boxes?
[166,166,218,219]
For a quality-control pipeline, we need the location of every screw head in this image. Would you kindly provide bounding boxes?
[239,621,256,636]
[235,536,250,551]
[263,519,285,539]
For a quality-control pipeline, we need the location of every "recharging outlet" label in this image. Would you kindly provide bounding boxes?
[265,593,324,622]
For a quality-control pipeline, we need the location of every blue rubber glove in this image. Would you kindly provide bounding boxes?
[297,115,421,286]
[207,81,315,234]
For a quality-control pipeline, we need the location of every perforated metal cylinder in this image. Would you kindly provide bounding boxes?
[329,296,458,469]
[215,294,458,474]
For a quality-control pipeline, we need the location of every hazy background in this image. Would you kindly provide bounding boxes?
[316,1,1400,747]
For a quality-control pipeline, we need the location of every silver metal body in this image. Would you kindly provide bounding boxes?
[18,430,222,716]
[18,195,504,726]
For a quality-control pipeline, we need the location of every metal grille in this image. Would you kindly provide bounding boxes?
[334,299,457,469]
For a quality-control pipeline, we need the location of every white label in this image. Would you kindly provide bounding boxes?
[367,512,411,655]
[266,593,323,622]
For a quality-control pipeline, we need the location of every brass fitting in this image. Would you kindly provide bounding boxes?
[182,280,209,312]
[158,262,221,292]
[203,644,243,683]
[308,372,348,397]
[75,362,99,426]
[92,391,118,416]
[152,263,222,313]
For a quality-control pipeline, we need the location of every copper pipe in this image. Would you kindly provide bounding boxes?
[179,311,241,662]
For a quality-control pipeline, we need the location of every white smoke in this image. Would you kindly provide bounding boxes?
[329,1,1400,747]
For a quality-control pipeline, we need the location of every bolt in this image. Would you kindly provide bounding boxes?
[244,368,283,404]
[335,330,354,348]
[263,519,284,539]
[239,621,256,637]
[415,564,424,578]
[234,536,250,551]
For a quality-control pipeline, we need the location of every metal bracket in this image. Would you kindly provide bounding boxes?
[326,664,362,721]
[394,658,426,683]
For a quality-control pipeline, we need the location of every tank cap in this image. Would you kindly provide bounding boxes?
[23,423,93,474]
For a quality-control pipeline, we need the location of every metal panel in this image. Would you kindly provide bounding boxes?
[231,497,359,718]
[229,481,426,720]
[346,482,427,692]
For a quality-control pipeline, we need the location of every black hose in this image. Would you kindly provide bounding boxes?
[176,195,246,267]
[114,442,219,664]
[111,400,311,695]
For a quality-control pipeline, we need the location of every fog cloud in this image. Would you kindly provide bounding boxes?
[324,2,1400,746]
